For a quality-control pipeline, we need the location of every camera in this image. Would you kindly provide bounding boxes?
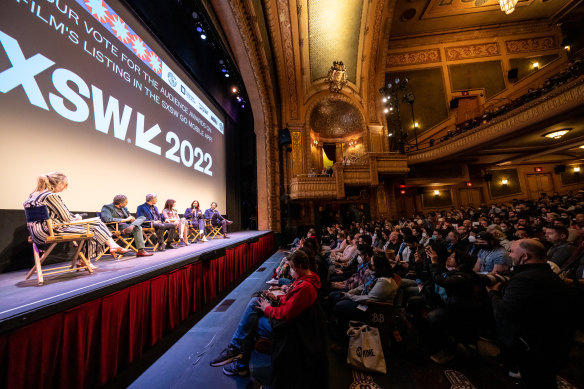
[479,273,510,286]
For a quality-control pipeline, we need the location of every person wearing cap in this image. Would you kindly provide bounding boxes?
[473,231,511,274]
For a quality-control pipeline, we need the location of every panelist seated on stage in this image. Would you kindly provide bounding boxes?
[204,201,233,238]
[162,199,189,246]
[136,193,178,251]
[100,195,153,257]
[24,172,129,261]
[184,200,208,242]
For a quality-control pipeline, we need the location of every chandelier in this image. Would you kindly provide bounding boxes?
[499,0,518,14]
[325,61,348,93]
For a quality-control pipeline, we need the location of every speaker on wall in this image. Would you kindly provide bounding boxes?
[484,174,493,182]
[278,128,291,146]
[449,98,459,109]
[554,165,566,174]
[507,68,519,82]
[416,187,424,195]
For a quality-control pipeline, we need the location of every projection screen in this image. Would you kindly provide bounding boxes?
[0,0,227,214]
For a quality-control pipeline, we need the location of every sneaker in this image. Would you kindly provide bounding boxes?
[210,345,242,367]
[266,278,279,285]
[222,360,249,376]
[201,236,208,242]
[430,350,454,365]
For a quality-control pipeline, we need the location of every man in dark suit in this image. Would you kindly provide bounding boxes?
[137,193,178,250]
[101,194,153,257]
[204,201,233,238]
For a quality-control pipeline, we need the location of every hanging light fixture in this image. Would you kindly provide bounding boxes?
[499,0,518,14]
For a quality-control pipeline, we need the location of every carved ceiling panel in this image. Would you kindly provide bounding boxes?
[308,0,364,83]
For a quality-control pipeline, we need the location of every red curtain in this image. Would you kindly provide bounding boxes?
[0,233,274,388]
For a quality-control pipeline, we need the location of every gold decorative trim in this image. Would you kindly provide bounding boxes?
[228,0,281,230]
[505,36,557,54]
[367,0,387,123]
[408,78,584,164]
[445,42,499,61]
[276,0,299,119]
[386,49,442,67]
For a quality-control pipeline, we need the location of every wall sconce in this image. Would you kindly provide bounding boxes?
[348,140,358,147]
[312,139,318,147]
[531,62,539,69]
[434,190,440,196]
[501,179,508,185]
[574,167,580,173]
[466,182,473,187]
[400,190,406,195]
[414,122,419,128]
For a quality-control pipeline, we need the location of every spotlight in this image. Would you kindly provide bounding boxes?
[192,11,199,19]
[382,97,387,103]
[388,133,393,137]
[232,87,238,93]
[200,33,207,40]
[384,108,389,113]
[224,73,229,78]
[196,26,203,33]
[389,107,393,111]
[221,68,227,73]
[236,96,242,102]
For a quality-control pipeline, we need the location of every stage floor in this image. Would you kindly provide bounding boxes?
[0,231,270,332]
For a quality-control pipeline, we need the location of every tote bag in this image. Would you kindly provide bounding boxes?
[346,321,387,374]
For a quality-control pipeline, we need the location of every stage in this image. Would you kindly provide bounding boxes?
[0,230,275,389]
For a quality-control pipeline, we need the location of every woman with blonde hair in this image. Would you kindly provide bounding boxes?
[23,172,129,263]
[162,199,189,246]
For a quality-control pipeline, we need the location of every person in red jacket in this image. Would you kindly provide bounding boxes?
[210,250,321,376]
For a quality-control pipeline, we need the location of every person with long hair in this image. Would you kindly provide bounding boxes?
[24,172,129,264]
[162,199,189,246]
[184,200,207,242]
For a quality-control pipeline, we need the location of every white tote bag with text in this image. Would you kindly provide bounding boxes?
[346,321,387,374]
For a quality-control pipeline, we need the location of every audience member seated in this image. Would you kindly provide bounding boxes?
[136,193,178,251]
[204,201,233,238]
[162,199,189,246]
[545,225,575,268]
[473,231,511,274]
[209,250,321,377]
[24,172,129,265]
[184,200,208,242]
[100,194,152,257]
[487,239,574,388]
[332,254,399,337]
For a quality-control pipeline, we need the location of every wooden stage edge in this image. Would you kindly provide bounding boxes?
[0,230,273,335]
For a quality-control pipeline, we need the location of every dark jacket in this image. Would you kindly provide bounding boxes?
[489,263,573,369]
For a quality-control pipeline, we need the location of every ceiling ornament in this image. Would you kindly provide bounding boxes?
[325,61,348,93]
[499,0,518,14]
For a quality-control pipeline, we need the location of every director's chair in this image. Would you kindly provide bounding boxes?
[24,205,95,286]
[205,219,223,239]
[95,212,138,261]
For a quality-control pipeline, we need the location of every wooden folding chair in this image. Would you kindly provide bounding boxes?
[141,220,160,251]
[188,224,201,243]
[205,219,223,239]
[95,212,138,261]
[24,205,95,286]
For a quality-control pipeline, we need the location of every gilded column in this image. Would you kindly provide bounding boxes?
[289,127,303,177]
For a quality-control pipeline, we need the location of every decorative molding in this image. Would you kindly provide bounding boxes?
[289,176,337,199]
[408,78,584,164]
[367,0,387,123]
[386,48,442,67]
[228,0,281,230]
[291,130,303,176]
[505,36,557,54]
[276,0,299,119]
[445,42,499,61]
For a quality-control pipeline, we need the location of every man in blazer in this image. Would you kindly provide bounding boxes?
[101,194,152,257]
[204,201,233,238]
[137,193,178,250]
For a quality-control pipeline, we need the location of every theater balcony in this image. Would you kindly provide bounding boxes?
[288,153,409,200]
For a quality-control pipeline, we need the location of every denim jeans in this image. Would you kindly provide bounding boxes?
[230,297,272,365]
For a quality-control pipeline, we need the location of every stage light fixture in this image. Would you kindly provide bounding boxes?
[232,87,238,93]
[224,73,229,77]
